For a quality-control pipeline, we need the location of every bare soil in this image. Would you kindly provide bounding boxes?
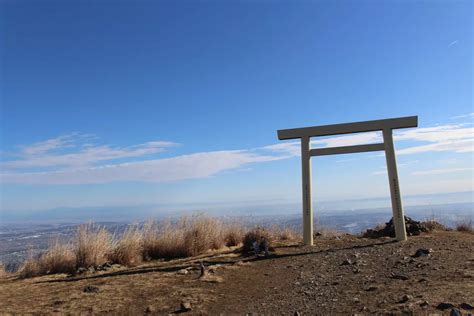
[1,231,473,315]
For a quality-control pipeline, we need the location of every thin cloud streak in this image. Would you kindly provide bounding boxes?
[447,40,458,47]
[411,168,473,176]
[1,117,473,185]
[1,150,284,185]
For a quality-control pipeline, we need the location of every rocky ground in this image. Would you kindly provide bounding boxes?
[0,230,473,315]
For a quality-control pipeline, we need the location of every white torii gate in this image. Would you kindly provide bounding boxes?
[277,116,418,245]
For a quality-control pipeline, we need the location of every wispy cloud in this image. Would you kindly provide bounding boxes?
[2,116,473,185]
[0,134,285,185]
[447,40,458,47]
[411,168,473,176]
[2,133,178,170]
[1,150,283,185]
[450,112,474,120]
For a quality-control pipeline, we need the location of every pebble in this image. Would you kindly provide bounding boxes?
[83,285,99,293]
[180,302,192,312]
[437,302,455,310]
[412,248,432,258]
[450,308,462,316]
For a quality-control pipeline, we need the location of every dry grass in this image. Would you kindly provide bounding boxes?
[183,215,225,256]
[421,220,448,232]
[267,225,300,241]
[109,225,143,266]
[74,222,112,268]
[143,215,226,259]
[18,250,41,278]
[13,214,306,278]
[142,220,187,260]
[456,219,473,233]
[0,263,8,278]
[37,239,75,275]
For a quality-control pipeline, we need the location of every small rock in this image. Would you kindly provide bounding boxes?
[83,285,99,293]
[391,272,409,280]
[341,259,353,266]
[420,300,429,308]
[87,266,96,273]
[450,308,462,316]
[460,303,473,310]
[437,302,455,310]
[180,302,192,312]
[400,294,413,303]
[145,306,156,313]
[177,269,189,275]
[413,248,432,258]
[76,267,87,274]
[365,286,378,291]
[294,312,301,316]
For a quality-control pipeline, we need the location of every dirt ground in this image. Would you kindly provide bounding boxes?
[1,231,473,315]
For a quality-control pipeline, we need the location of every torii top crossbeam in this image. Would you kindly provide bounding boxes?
[277,116,418,246]
[278,116,418,139]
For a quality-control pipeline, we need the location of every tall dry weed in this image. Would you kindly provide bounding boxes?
[74,222,112,268]
[109,225,143,266]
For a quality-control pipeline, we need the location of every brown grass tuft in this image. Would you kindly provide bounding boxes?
[183,215,225,256]
[267,225,299,241]
[421,220,448,232]
[456,219,473,233]
[74,222,112,269]
[38,239,75,274]
[109,225,143,266]
[0,262,8,278]
[142,220,187,260]
[143,215,226,260]
[18,250,41,278]
[223,224,245,247]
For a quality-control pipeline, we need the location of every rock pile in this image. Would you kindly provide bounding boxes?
[363,216,429,238]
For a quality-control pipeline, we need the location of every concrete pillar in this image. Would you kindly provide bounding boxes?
[383,128,407,241]
[301,136,314,245]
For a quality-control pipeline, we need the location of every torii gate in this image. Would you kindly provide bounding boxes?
[277,116,418,245]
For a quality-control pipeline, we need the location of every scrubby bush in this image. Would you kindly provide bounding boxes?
[242,227,270,255]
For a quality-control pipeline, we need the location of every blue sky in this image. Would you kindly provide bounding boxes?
[0,0,473,214]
